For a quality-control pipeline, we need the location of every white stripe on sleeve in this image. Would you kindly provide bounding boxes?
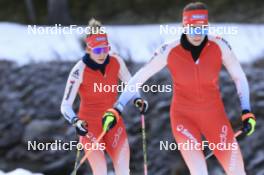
[214,36,251,110]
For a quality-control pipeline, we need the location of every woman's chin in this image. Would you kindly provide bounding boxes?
[96,59,106,64]
[191,41,202,46]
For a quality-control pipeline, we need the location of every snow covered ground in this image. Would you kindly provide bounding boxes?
[0,22,264,65]
[0,169,43,175]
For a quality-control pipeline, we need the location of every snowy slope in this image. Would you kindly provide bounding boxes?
[0,22,263,64]
[0,169,43,175]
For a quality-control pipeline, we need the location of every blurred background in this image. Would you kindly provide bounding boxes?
[0,0,264,175]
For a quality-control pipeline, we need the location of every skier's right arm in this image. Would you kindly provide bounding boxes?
[114,43,170,113]
[60,60,88,136]
[60,60,85,124]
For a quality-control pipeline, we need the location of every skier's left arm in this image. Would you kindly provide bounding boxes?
[114,54,145,111]
[114,54,132,83]
[220,38,256,135]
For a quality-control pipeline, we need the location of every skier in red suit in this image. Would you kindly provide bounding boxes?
[61,19,134,175]
[104,2,256,175]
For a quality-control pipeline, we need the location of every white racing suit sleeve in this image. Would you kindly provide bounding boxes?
[114,54,132,83]
[219,38,251,110]
[115,43,172,111]
[114,54,139,111]
[60,60,85,123]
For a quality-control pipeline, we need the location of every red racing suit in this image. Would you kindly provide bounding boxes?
[61,54,133,175]
[116,35,250,175]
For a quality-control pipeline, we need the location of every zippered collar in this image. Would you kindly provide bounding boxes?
[180,34,208,62]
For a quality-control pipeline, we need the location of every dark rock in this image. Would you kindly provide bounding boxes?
[0,58,264,174]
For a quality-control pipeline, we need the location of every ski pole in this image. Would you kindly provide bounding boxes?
[72,144,82,175]
[70,131,106,175]
[205,130,243,160]
[141,114,148,175]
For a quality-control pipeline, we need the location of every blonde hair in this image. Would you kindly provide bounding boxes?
[87,18,104,37]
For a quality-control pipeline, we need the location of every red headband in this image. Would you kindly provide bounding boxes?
[182,10,208,25]
[85,34,109,48]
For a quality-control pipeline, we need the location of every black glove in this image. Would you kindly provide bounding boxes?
[134,98,148,114]
[71,117,88,136]
[241,110,256,136]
